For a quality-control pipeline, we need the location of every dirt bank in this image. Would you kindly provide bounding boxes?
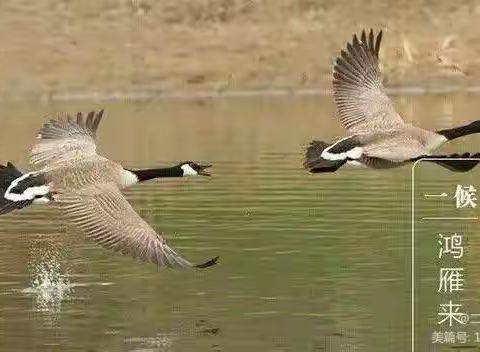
[1,0,480,101]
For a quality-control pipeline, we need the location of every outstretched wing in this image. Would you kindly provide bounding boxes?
[333,29,405,134]
[56,183,217,269]
[30,110,104,166]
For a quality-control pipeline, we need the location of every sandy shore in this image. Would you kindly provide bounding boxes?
[1,0,479,101]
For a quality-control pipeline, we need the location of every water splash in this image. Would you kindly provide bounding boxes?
[22,244,73,317]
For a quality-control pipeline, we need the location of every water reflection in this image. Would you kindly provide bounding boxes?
[0,94,478,351]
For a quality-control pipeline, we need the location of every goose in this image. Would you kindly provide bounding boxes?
[304,29,480,173]
[0,110,217,269]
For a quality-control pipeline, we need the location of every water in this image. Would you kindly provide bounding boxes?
[0,93,479,351]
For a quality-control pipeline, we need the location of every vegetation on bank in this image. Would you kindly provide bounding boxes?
[1,0,479,100]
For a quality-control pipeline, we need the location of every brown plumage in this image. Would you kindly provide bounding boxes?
[31,110,103,166]
[1,110,218,269]
[333,30,405,133]
[304,29,480,173]
[56,183,193,268]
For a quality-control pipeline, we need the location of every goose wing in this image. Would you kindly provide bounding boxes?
[30,110,104,166]
[56,183,217,269]
[333,30,405,134]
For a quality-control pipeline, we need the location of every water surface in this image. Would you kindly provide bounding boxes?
[0,93,479,351]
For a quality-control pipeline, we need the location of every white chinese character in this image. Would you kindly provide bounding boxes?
[444,331,456,344]
[438,268,464,293]
[468,313,480,324]
[432,331,444,344]
[457,331,468,344]
[455,184,477,208]
[438,301,468,326]
[438,233,464,259]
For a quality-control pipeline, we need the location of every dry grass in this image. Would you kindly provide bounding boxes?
[1,0,480,100]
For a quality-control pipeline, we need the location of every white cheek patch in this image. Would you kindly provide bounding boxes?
[181,164,198,176]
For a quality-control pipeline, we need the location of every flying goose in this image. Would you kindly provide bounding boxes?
[0,110,217,269]
[304,29,480,173]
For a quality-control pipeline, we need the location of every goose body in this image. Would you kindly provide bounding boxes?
[0,110,217,269]
[304,29,480,173]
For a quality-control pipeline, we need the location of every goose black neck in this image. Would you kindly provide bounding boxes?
[129,166,182,182]
[437,120,480,141]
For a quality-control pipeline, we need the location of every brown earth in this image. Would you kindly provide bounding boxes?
[1,0,480,101]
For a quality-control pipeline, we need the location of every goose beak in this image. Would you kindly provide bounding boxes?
[198,164,212,176]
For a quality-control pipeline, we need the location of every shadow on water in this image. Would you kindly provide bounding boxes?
[0,93,479,351]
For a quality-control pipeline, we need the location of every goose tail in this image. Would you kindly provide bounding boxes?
[0,162,50,215]
[304,140,346,173]
[0,162,29,214]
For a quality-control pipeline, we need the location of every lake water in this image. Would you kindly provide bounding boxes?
[0,93,479,351]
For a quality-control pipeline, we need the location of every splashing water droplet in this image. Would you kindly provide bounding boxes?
[23,244,73,317]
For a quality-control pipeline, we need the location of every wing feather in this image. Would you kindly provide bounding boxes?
[333,30,405,133]
[55,183,214,269]
[30,110,104,166]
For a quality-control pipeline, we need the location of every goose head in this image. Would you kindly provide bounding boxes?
[178,161,212,177]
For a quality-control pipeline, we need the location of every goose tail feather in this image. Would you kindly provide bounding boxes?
[0,162,32,215]
[304,140,346,173]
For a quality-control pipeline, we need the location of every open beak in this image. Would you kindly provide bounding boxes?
[198,164,212,176]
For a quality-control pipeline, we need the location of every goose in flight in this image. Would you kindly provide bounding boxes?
[0,110,217,269]
[304,29,480,173]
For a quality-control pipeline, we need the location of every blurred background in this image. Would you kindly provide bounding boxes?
[1,0,479,101]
